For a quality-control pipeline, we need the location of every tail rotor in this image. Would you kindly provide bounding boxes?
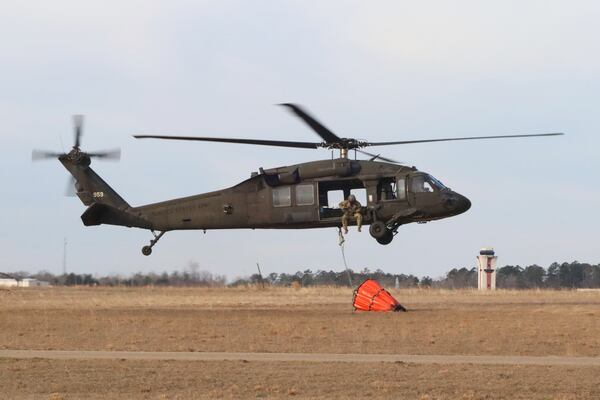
[32,115,121,195]
[32,115,121,162]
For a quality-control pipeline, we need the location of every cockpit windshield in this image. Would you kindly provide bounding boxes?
[428,175,447,190]
[410,174,447,193]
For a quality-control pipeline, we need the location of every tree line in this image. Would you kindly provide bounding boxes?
[3,261,599,289]
[5,263,226,288]
[438,262,600,289]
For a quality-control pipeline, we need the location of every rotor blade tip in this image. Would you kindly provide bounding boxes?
[279,103,301,110]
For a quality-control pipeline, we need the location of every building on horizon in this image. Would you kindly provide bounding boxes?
[0,273,50,287]
[477,248,497,291]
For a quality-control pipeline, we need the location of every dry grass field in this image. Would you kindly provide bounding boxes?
[1,286,599,399]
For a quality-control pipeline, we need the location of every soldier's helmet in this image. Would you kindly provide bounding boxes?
[348,194,356,202]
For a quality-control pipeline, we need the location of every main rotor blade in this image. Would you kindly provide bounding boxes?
[32,150,64,161]
[356,149,401,164]
[88,148,121,160]
[73,115,84,148]
[366,132,564,147]
[133,135,321,149]
[279,103,341,143]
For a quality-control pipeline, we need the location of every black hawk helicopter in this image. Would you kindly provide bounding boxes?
[33,104,563,255]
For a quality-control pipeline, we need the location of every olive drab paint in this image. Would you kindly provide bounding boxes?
[35,104,563,256]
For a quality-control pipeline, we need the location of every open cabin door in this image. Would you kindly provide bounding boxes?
[317,179,367,222]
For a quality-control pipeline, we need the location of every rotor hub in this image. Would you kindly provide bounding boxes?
[321,138,368,150]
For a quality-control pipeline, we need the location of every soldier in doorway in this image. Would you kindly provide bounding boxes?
[339,194,363,234]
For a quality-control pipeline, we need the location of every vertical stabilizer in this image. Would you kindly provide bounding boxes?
[59,155,130,210]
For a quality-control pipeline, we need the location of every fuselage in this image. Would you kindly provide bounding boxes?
[131,158,471,232]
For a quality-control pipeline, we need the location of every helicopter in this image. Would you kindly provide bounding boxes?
[33,104,563,255]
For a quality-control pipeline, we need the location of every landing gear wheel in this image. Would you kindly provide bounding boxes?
[140,230,166,257]
[376,230,394,245]
[369,221,388,239]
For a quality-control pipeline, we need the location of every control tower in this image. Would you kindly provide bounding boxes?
[477,248,497,291]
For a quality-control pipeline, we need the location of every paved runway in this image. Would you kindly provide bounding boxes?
[2,350,600,366]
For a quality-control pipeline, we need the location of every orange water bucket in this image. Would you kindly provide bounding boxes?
[352,279,406,312]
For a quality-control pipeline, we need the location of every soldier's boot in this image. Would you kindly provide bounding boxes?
[341,214,349,234]
[356,213,363,232]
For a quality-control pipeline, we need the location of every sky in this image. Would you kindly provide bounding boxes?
[1,1,599,280]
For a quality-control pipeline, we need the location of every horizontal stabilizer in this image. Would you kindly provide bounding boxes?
[81,203,153,229]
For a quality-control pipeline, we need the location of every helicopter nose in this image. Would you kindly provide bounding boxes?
[454,193,471,214]
[442,192,471,215]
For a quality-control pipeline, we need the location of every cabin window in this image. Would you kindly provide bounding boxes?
[272,186,291,207]
[350,188,367,205]
[397,177,406,200]
[327,190,345,208]
[327,188,365,207]
[296,184,314,206]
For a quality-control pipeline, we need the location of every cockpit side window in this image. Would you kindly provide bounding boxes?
[410,175,435,193]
